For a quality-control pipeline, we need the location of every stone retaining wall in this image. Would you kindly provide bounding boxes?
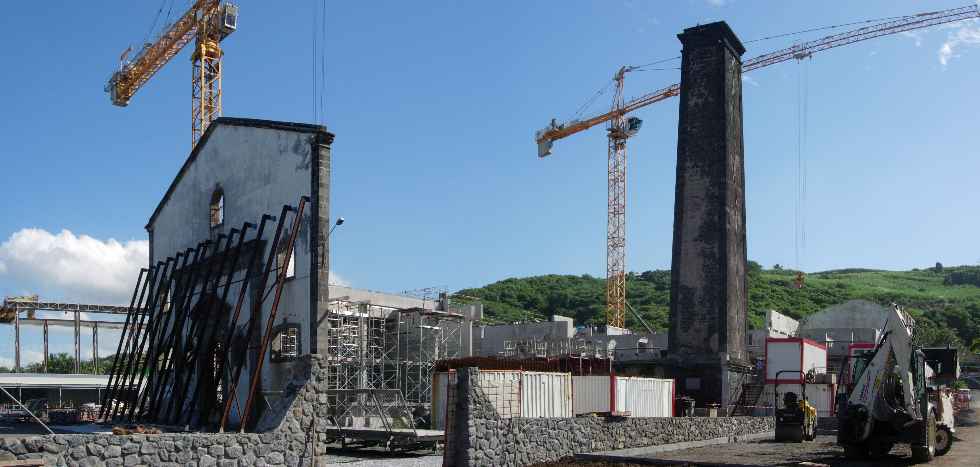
[444,367,774,466]
[0,356,331,467]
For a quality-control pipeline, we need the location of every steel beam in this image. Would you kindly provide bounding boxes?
[220,204,291,430]
[240,196,309,430]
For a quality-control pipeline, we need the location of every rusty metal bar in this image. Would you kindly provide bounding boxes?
[214,214,273,431]
[220,205,291,430]
[183,223,253,427]
[239,196,309,430]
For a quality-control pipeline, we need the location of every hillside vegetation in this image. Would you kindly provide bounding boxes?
[455,263,980,349]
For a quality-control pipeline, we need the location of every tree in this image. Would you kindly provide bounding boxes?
[935,262,944,273]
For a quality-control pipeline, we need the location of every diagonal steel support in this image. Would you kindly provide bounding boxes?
[240,196,309,431]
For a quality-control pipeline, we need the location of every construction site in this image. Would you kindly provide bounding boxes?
[0,1,979,466]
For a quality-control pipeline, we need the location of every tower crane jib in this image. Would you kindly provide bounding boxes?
[536,3,980,327]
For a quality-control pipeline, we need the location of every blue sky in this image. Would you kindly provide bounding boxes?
[1,1,979,362]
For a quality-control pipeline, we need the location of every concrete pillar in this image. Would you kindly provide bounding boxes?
[668,21,750,406]
[74,311,81,374]
[311,130,334,355]
[43,321,49,373]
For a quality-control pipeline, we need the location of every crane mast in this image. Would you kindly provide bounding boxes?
[106,0,239,147]
[536,4,980,327]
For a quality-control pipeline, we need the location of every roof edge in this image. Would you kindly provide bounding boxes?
[145,117,333,231]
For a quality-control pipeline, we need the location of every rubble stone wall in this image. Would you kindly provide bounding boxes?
[445,368,774,466]
[0,355,330,466]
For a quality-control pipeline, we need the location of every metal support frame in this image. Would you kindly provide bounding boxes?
[212,214,273,430]
[179,223,251,426]
[219,205,290,431]
[145,240,215,420]
[112,256,177,421]
[100,268,152,419]
[240,196,308,430]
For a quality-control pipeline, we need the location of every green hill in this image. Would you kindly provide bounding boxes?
[455,263,980,349]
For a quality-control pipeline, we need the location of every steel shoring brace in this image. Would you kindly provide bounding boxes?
[210,214,274,430]
[143,241,214,421]
[111,257,174,421]
[219,205,292,431]
[98,267,148,420]
[125,251,191,422]
[160,237,232,420]
[107,262,164,421]
[239,196,310,431]
[135,245,203,421]
[180,222,254,427]
[165,231,238,425]
[161,234,231,423]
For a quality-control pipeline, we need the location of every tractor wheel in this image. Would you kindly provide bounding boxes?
[911,412,936,464]
[935,425,953,456]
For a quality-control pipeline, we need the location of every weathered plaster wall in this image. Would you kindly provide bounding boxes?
[145,119,331,423]
[444,368,774,466]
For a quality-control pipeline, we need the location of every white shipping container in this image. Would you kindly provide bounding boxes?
[521,372,572,418]
[614,376,674,417]
[766,338,828,383]
[431,370,572,427]
[572,375,610,415]
[768,382,837,417]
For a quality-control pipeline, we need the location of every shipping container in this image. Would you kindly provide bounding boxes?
[614,376,674,417]
[521,371,572,418]
[765,382,836,417]
[431,370,572,429]
[572,375,610,415]
[766,337,827,383]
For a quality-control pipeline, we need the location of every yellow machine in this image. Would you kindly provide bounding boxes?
[774,370,818,442]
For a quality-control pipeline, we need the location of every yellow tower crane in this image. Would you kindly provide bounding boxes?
[107,1,239,147]
[536,4,980,329]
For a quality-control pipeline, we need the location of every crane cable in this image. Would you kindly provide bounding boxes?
[312,0,328,126]
[795,55,810,287]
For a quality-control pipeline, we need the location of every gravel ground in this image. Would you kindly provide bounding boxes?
[313,446,442,466]
[547,390,980,467]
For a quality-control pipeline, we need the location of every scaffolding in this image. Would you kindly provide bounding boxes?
[324,298,464,418]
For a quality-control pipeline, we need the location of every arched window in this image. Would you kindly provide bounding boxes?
[210,187,224,228]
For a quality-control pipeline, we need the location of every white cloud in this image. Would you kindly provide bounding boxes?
[741,75,759,87]
[901,30,923,47]
[0,228,148,305]
[938,22,980,67]
[707,0,726,6]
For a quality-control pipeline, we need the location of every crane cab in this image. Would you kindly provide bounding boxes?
[219,3,239,38]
